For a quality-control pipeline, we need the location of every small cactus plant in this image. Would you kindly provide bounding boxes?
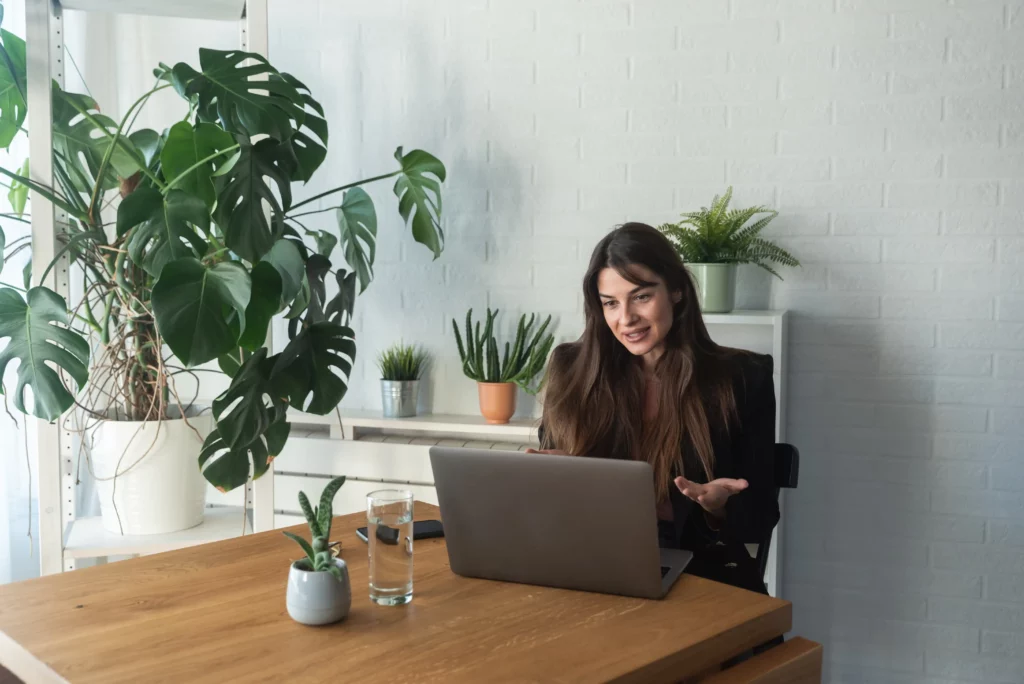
[283,475,347,579]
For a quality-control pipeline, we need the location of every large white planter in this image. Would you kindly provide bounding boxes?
[91,412,212,535]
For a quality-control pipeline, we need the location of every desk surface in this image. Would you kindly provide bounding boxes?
[0,504,794,683]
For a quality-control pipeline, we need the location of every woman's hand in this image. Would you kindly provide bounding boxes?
[674,476,748,516]
[525,448,570,455]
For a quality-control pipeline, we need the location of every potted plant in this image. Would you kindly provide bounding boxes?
[657,187,799,313]
[376,342,428,418]
[452,308,555,425]
[283,475,351,626]
[0,32,446,534]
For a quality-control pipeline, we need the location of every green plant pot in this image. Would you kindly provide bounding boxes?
[685,263,737,314]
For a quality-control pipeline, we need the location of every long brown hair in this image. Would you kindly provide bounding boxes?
[540,223,743,501]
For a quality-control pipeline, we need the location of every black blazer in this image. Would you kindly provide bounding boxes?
[537,352,780,554]
[668,352,779,553]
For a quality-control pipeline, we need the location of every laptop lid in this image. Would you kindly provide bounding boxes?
[429,446,668,599]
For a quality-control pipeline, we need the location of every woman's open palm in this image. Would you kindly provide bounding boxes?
[674,476,748,514]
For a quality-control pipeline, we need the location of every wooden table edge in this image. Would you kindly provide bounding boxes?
[1,629,69,684]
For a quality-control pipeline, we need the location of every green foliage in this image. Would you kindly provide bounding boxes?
[658,187,800,279]
[284,475,347,574]
[0,36,447,494]
[452,308,555,395]
[376,342,428,382]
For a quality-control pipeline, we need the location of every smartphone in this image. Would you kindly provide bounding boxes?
[356,519,444,545]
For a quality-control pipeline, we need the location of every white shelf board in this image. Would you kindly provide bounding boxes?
[64,507,251,559]
[289,409,539,440]
[59,0,246,20]
[702,310,786,326]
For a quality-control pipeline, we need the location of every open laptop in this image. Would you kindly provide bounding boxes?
[428,446,692,599]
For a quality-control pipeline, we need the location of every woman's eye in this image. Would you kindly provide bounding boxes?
[602,300,616,308]
[635,293,651,302]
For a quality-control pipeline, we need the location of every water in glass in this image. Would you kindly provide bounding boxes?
[367,491,414,606]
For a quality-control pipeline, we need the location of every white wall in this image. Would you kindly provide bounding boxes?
[58,1,1024,681]
[264,2,1024,681]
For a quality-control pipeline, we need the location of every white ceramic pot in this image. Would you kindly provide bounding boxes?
[91,412,212,535]
[286,558,352,626]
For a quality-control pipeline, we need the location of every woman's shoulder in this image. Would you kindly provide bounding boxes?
[727,350,774,400]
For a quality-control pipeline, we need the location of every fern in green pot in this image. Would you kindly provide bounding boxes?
[658,187,799,313]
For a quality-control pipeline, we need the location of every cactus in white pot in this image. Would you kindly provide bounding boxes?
[284,476,352,625]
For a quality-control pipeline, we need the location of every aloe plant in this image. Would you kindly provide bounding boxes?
[283,475,346,577]
[658,187,799,279]
[452,308,555,395]
[0,26,447,493]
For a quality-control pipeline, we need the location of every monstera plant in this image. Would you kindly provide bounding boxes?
[0,29,445,499]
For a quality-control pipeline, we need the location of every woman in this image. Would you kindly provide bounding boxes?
[531,222,779,594]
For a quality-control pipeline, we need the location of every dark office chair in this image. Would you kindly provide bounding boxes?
[754,443,800,586]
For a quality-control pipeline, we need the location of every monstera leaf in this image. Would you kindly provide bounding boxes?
[271,321,355,415]
[52,89,141,193]
[0,28,27,149]
[199,416,290,491]
[170,48,305,142]
[0,287,89,421]
[214,139,295,263]
[324,270,356,326]
[336,187,377,293]
[210,348,287,450]
[117,187,210,277]
[151,258,250,367]
[275,73,327,182]
[237,261,281,350]
[160,121,239,207]
[393,147,445,259]
[260,238,304,309]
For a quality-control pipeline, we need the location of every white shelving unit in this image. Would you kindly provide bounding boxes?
[28,0,267,574]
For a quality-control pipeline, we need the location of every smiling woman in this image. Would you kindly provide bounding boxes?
[535,222,779,595]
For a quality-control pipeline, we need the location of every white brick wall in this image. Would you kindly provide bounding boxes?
[264,1,1024,680]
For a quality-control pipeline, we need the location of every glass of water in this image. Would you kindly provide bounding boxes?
[366,489,414,606]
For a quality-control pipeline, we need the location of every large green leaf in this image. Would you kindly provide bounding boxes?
[271,321,355,415]
[210,348,286,450]
[261,238,304,309]
[52,89,141,193]
[238,262,281,350]
[151,258,250,367]
[118,187,210,277]
[0,29,27,149]
[161,121,238,208]
[336,187,377,294]
[214,139,294,263]
[130,128,162,167]
[324,270,356,326]
[393,147,446,259]
[171,49,305,142]
[199,416,289,492]
[0,287,89,421]
[274,73,327,182]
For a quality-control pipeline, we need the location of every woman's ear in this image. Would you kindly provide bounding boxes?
[671,290,682,304]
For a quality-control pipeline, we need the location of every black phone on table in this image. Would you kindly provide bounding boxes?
[356,519,444,545]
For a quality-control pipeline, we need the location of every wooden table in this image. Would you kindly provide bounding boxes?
[0,504,821,683]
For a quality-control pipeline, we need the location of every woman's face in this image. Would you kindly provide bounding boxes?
[596,265,679,365]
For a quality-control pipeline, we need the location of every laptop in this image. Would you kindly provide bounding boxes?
[428,446,693,599]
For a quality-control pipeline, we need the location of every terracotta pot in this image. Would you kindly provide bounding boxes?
[477,382,517,424]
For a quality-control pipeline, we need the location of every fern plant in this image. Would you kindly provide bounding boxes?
[658,187,799,278]
[452,308,555,395]
[283,475,347,577]
[376,342,429,382]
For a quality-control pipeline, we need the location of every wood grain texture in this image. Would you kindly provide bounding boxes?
[0,504,792,683]
[699,637,823,684]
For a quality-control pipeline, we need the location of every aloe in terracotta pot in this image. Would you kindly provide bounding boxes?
[452,308,554,424]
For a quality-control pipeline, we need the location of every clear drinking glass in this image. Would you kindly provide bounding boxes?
[366,489,414,606]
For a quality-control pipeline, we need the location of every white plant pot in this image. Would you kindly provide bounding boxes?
[91,412,212,536]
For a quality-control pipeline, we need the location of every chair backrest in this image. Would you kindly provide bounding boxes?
[755,443,800,584]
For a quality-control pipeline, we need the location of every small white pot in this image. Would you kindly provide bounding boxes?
[91,412,212,535]
[287,558,352,626]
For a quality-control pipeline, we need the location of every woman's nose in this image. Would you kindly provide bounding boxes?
[619,304,637,325]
